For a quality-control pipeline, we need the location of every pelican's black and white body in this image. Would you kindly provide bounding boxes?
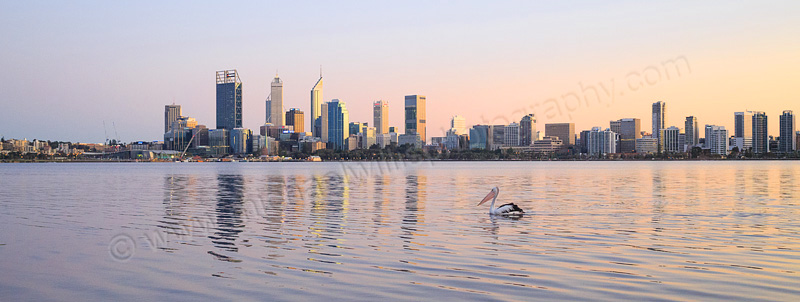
[477,187,524,216]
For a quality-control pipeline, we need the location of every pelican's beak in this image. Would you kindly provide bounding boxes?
[477,189,496,206]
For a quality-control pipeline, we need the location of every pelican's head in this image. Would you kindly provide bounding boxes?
[477,187,499,206]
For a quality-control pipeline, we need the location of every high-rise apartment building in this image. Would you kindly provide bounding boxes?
[267,75,284,126]
[520,114,537,146]
[685,116,699,148]
[545,123,575,146]
[326,99,349,150]
[165,104,181,133]
[216,70,242,130]
[752,111,768,154]
[504,123,520,146]
[705,125,729,156]
[660,126,681,153]
[311,73,323,137]
[652,101,666,140]
[405,95,427,143]
[285,108,304,133]
[587,127,618,156]
[734,111,753,151]
[779,110,796,152]
[374,100,388,134]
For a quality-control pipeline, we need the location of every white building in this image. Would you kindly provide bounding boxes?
[504,123,520,146]
[587,127,618,156]
[705,125,729,155]
[660,126,681,153]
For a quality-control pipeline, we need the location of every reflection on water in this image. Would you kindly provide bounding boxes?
[1,161,800,301]
[210,174,244,253]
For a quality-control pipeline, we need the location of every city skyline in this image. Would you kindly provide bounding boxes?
[1,2,800,142]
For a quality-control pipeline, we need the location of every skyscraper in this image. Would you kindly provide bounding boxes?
[610,118,641,153]
[684,116,699,148]
[405,95,427,143]
[779,110,796,152]
[545,123,575,146]
[285,108,304,133]
[652,101,666,140]
[752,111,768,154]
[520,114,537,146]
[311,72,323,137]
[268,74,284,126]
[373,100,388,134]
[165,104,181,133]
[216,70,242,130]
[326,99,349,150]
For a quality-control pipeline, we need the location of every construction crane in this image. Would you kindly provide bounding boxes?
[180,131,198,160]
[112,122,120,145]
[103,121,109,145]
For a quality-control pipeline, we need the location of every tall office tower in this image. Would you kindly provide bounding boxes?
[321,102,329,142]
[705,125,729,155]
[373,100,388,134]
[734,111,753,150]
[285,108,305,133]
[660,126,681,153]
[165,104,181,133]
[610,118,641,153]
[752,111,768,154]
[311,72,323,137]
[780,110,796,152]
[652,101,666,140]
[544,123,575,146]
[451,115,467,135]
[504,123,520,146]
[326,99,349,150]
[216,70,242,130]
[684,116,699,148]
[520,114,537,146]
[404,95,427,143]
[268,74,284,126]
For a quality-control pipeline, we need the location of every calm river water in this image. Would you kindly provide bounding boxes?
[1,161,799,301]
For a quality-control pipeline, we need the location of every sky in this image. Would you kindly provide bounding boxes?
[1,1,799,143]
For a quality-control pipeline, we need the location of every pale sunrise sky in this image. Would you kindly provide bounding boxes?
[1,1,799,143]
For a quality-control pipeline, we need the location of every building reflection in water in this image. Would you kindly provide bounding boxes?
[264,175,287,227]
[401,174,426,251]
[209,174,245,253]
[779,167,794,201]
[160,174,197,241]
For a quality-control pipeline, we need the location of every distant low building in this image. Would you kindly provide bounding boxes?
[398,133,422,149]
[532,136,563,153]
[636,136,658,154]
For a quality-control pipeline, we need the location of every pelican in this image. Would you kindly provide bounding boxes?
[477,187,524,216]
